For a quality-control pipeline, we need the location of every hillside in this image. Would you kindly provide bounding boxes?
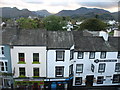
[56,7,115,20]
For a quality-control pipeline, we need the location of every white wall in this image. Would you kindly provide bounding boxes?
[47,49,71,78]
[11,46,46,78]
[73,51,119,86]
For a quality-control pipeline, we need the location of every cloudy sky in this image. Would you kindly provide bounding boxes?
[0,0,119,13]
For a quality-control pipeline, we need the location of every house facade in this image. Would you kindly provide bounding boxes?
[1,27,120,89]
[0,45,13,89]
[9,30,47,89]
[45,31,74,89]
[72,31,120,87]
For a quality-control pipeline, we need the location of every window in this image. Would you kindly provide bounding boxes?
[75,77,82,85]
[89,52,95,59]
[100,52,106,59]
[33,68,39,76]
[97,76,104,84]
[98,63,106,73]
[56,51,64,61]
[33,53,39,62]
[112,74,120,83]
[1,47,4,55]
[70,50,74,60]
[19,67,25,76]
[0,62,4,71]
[69,64,73,75]
[117,52,120,59]
[77,52,84,59]
[18,53,25,62]
[76,64,83,73]
[5,62,8,71]
[115,63,120,72]
[55,66,64,77]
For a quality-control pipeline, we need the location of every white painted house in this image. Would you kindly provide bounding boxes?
[10,30,47,89]
[45,31,74,89]
[72,31,120,87]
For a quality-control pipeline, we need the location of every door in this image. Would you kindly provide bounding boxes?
[86,75,94,87]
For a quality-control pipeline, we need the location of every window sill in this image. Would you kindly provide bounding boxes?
[32,76,40,78]
[18,75,26,78]
[32,62,40,64]
[18,61,26,64]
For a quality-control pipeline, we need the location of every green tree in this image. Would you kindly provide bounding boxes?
[16,18,44,29]
[79,18,107,31]
[43,15,66,31]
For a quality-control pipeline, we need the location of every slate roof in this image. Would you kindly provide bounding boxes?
[1,27,120,51]
[47,31,74,49]
[1,27,47,46]
[13,29,47,46]
[73,31,120,51]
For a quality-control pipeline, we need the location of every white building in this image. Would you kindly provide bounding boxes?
[72,31,120,87]
[10,30,47,89]
[45,31,74,89]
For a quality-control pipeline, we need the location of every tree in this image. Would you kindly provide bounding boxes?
[16,18,44,29]
[79,18,107,31]
[43,15,66,31]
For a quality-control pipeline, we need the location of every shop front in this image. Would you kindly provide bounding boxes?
[44,77,73,90]
[14,78,44,90]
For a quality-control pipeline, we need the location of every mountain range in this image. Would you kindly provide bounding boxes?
[0,7,119,21]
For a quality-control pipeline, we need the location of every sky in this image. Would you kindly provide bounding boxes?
[0,0,119,13]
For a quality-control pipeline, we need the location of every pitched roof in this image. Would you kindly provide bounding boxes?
[1,28,47,46]
[73,31,120,51]
[13,29,47,46]
[1,27,120,51]
[47,31,74,49]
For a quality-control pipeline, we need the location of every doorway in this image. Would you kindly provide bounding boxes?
[85,75,94,87]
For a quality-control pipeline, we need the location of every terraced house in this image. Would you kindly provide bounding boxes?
[1,27,120,89]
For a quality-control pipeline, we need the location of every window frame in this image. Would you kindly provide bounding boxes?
[75,77,82,85]
[97,76,104,84]
[77,52,84,59]
[117,52,120,59]
[76,64,83,73]
[56,51,65,61]
[70,50,74,60]
[0,62,4,71]
[33,68,39,77]
[100,52,106,59]
[69,64,73,76]
[55,66,64,77]
[115,63,120,72]
[19,67,25,76]
[33,53,39,62]
[89,52,95,59]
[98,63,106,73]
[112,74,120,83]
[1,47,4,55]
[18,53,25,62]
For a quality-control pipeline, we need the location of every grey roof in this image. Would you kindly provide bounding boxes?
[73,31,120,51]
[1,27,120,51]
[13,30,47,46]
[1,27,17,45]
[1,28,47,46]
[47,31,74,49]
